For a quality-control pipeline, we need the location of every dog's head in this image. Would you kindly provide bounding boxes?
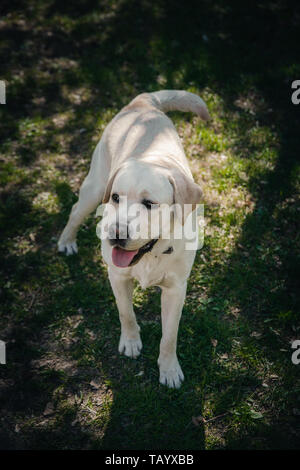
[101,160,202,267]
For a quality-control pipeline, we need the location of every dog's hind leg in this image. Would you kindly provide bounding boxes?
[58,139,110,255]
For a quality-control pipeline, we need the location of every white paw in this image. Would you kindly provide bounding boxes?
[119,335,142,358]
[58,240,78,255]
[158,357,184,389]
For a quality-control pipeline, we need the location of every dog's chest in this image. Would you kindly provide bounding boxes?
[131,255,166,289]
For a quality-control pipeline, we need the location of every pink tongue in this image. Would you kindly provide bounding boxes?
[112,246,138,268]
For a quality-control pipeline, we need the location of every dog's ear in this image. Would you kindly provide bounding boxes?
[168,168,202,225]
[102,166,121,204]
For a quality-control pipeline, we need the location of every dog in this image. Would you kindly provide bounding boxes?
[58,90,210,388]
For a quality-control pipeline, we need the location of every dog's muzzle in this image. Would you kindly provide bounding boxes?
[111,238,158,268]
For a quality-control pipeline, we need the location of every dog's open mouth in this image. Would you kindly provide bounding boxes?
[112,239,158,268]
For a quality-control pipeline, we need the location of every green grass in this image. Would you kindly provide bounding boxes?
[0,0,299,450]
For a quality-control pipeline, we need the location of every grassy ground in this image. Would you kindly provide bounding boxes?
[0,0,300,450]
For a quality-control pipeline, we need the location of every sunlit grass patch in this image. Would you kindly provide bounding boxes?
[32,191,60,214]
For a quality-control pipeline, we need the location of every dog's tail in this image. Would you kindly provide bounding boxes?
[128,90,210,121]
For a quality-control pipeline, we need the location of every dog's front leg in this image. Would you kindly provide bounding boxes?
[108,268,142,358]
[158,281,187,388]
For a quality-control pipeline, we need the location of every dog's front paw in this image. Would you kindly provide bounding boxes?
[158,356,184,389]
[58,239,78,255]
[119,335,142,359]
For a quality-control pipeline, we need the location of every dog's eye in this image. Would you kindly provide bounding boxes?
[112,193,120,203]
[142,199,156,210]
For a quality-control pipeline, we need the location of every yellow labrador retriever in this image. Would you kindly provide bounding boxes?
[58,90,209,388]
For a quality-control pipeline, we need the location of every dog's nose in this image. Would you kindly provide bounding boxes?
[109,222,129,242]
